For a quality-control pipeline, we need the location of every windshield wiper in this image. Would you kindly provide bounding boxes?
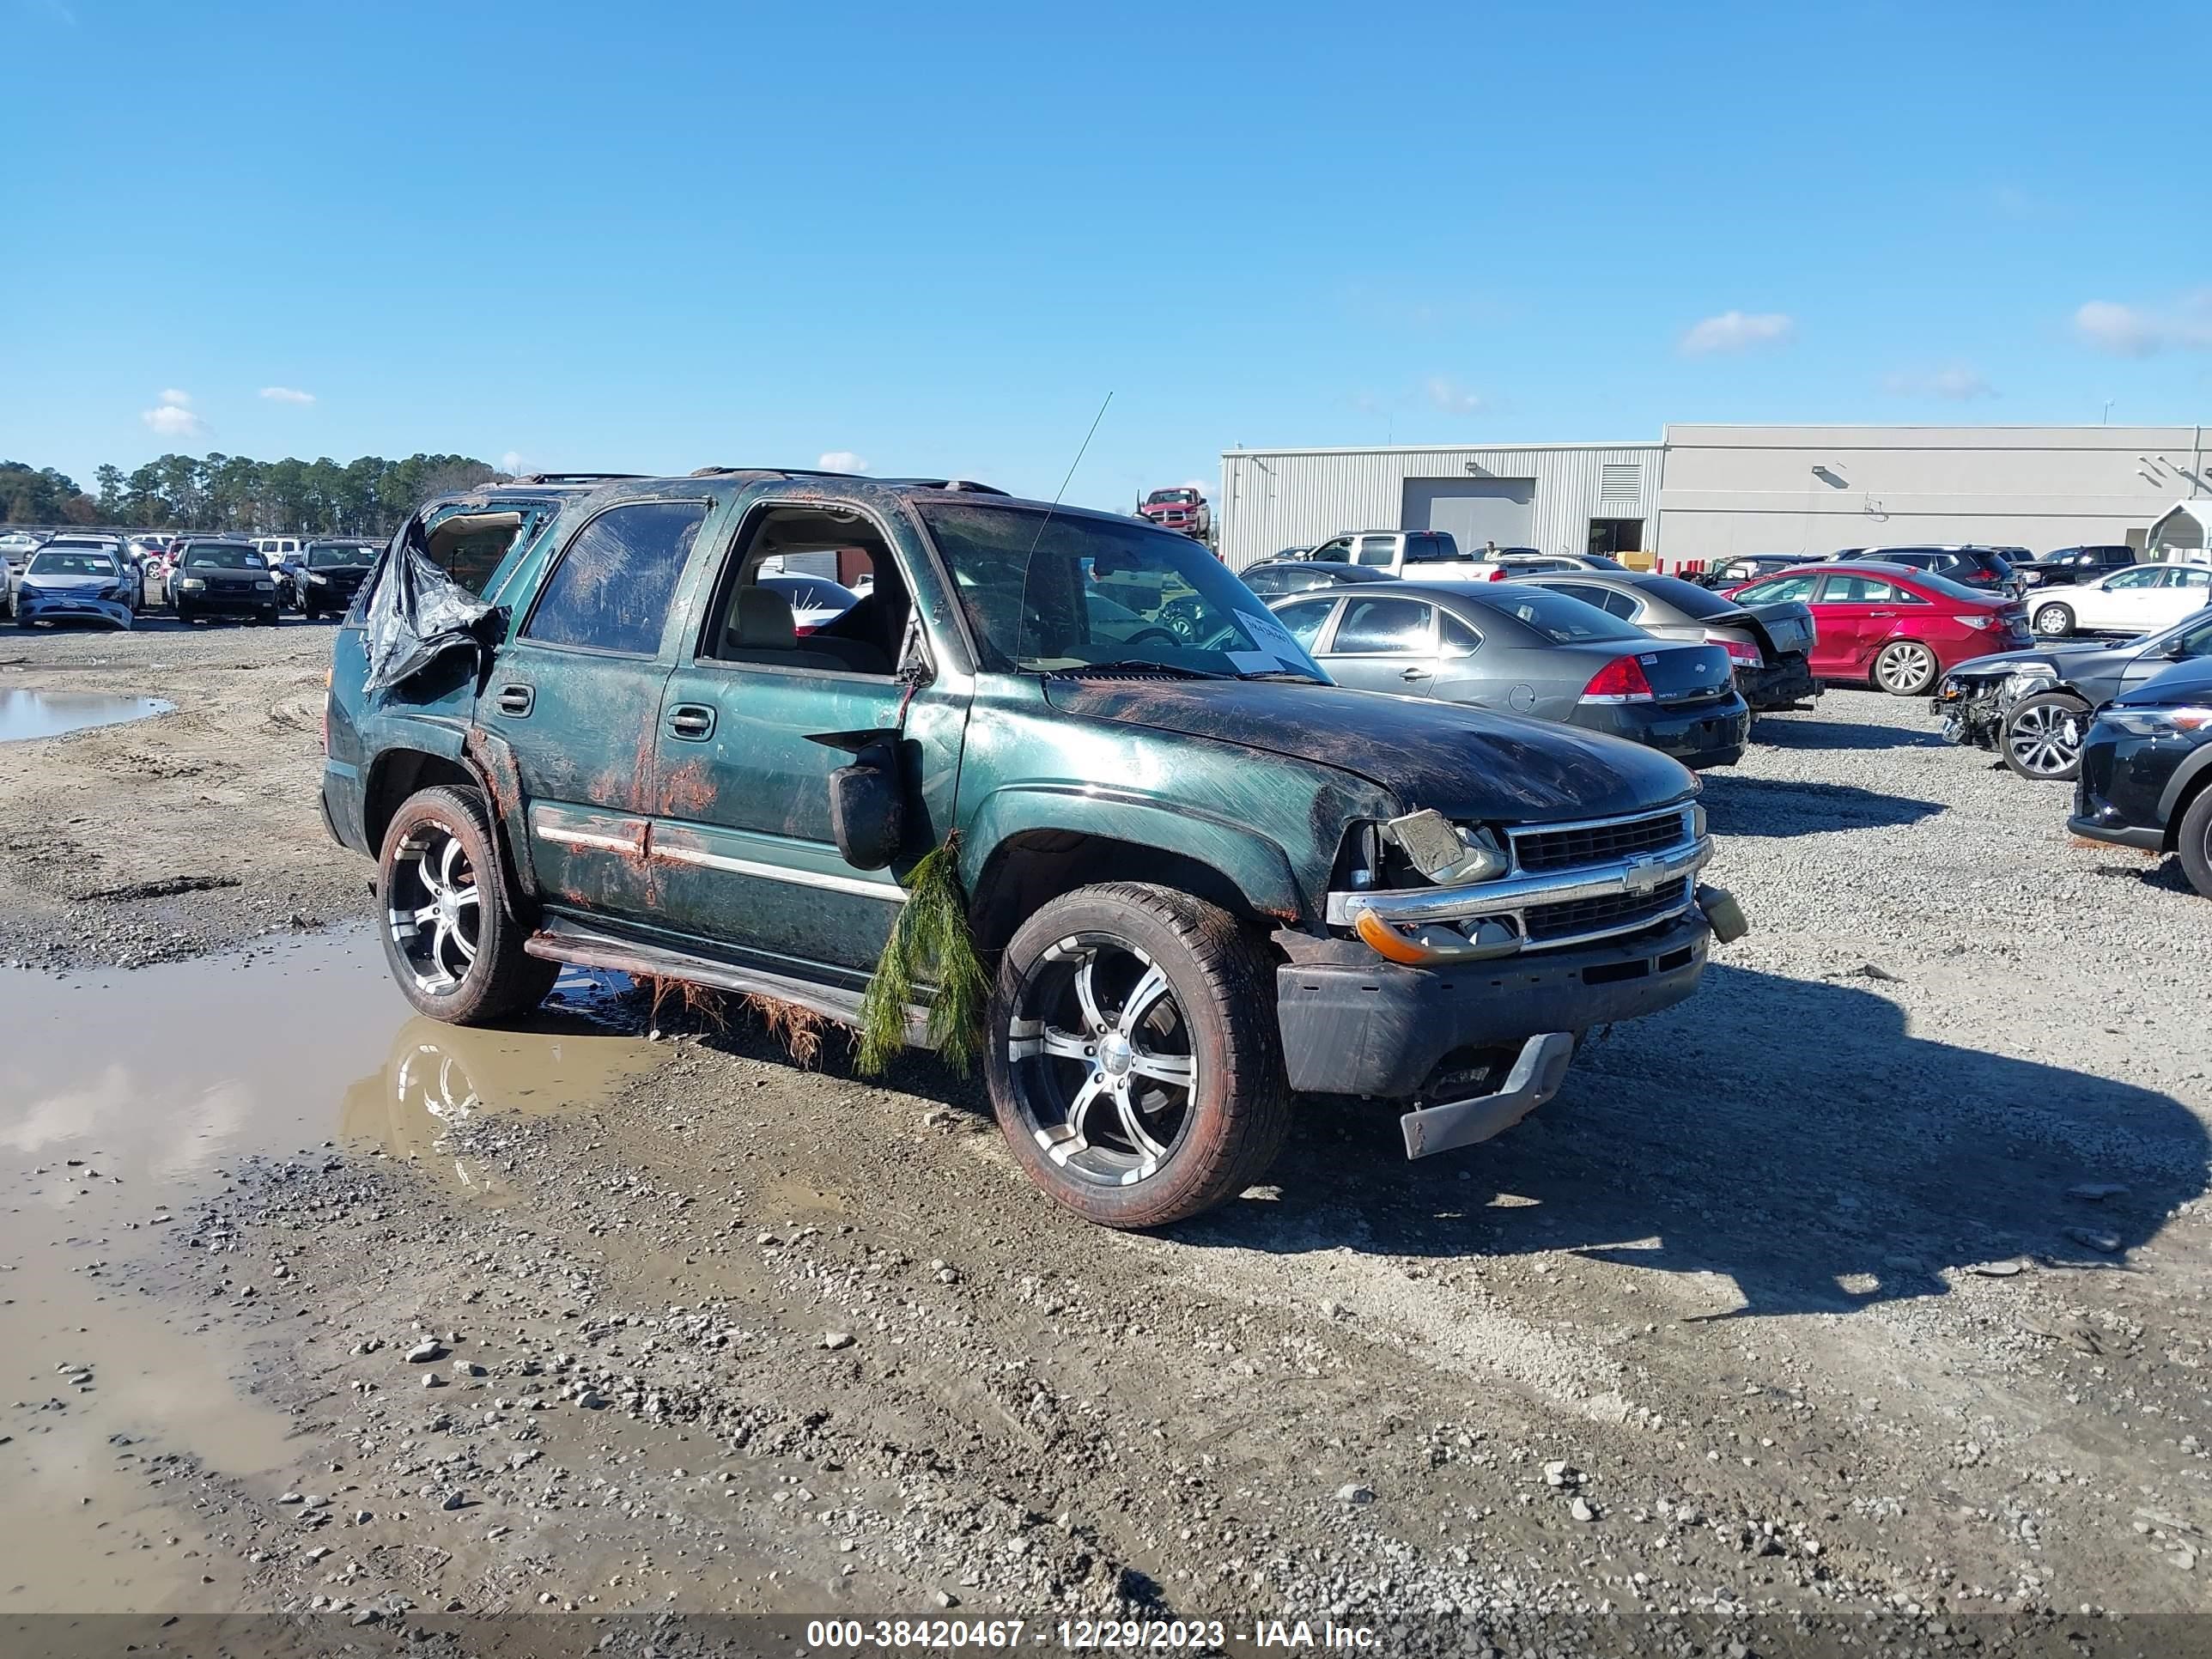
[1236,669,1328,684]
[1048,659,1228,680]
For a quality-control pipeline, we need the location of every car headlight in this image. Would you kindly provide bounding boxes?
[2103,706,2212,737]
[1385,809,1510,884]
[178,577,207,591]
[307,571,328,585]
[254,578,276,591]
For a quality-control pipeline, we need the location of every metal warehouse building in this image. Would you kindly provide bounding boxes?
[1218,425,2209,573]
[1216,442,1662,571]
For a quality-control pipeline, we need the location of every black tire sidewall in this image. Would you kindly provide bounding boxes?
[376,784,550,1025]
[986,882,1287,1229]
[2179,789,2212,899]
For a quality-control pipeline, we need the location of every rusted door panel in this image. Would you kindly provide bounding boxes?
[647,665,967,975]
[482,641,672,923]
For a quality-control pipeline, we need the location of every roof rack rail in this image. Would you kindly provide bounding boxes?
[512,472,646,485]
[684,466,1008,495]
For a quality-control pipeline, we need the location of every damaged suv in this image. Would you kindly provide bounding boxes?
[322,471,1744,1228]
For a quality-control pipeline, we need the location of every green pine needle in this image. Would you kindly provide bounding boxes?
[858,833,988,1077]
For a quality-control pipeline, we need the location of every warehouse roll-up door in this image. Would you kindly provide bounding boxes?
[1401,478,1536,549]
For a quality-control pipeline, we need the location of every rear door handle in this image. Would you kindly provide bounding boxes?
[1868,610,1896,617]
[496,684,534,717]
[666,703,716,741]
[1401,665,1431,680]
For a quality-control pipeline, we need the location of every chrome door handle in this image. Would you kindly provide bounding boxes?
[496,684,534,717]
[666,703,715,741]
[1401,666,1430,680]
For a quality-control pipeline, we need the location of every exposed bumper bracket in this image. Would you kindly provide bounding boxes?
[1400,1031,1575,1159]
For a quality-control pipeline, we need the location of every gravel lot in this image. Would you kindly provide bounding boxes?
[3,625,2208,1648]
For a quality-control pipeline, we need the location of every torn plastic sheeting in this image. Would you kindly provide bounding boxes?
[361,520,499,697]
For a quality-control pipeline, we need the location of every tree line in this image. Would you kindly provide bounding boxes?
[0,452,503,536]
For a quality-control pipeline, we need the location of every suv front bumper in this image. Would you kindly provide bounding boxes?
[1276,907,1712,1102]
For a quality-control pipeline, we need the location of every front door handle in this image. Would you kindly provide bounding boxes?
[496,684,534,717]
[1867,610,1896,617]
[666,703,716,741]
[1401,665,1431,680]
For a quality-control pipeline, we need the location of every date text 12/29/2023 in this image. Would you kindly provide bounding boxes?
[802,1619,1378,1650]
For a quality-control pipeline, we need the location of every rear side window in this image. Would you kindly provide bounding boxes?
[1403,532,1459,563]
[1819,574,1911,603]
[1332,597,1432,653]
[1353,536,1398,568]
[1271,598,1336,650]
[525,501,707,656]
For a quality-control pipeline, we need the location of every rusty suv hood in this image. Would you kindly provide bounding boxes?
[1042,678,1696,823]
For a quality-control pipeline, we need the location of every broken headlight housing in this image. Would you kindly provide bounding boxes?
[1383,808,1508,886]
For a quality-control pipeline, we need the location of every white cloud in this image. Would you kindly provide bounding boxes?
[817,451,868,473]
[499,451,525,476]
[1424,375,1483,414]
[142,399,205,438]
[2073,294,2212,357]
[258,386,315,404]
[1881,365,1995,400]
[1680,311,1796,356]
[159,387,191,406]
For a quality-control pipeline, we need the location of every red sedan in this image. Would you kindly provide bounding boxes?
[1723,560,2031,696]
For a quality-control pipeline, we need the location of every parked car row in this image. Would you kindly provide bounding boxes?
[0,528,386,629]
[1927,599,2212,898]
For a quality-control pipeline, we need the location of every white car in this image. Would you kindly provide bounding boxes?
[252,535,304,566]
[2028,562,2212,638]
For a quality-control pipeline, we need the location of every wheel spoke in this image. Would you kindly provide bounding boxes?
[1128,1048,1194,1087]
[451,884,479,910]
[1120,963,1171,1035]
[412,902,443,927]
[1039,1026,1091,1061]
[1042,1073,1114,1167]
[1073,956,1109,1036]
[1114,1086,1169,1164]
[438,834,465,891]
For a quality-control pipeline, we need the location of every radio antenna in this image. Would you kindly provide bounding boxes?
[1029,391,1114,553]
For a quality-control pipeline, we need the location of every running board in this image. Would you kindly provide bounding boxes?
[525,917,934,1048]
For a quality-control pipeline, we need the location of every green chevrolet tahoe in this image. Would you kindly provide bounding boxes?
[321,469,1744,1228]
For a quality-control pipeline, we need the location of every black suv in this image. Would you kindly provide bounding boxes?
[2029,545,2138,588]
[2071,653,2212,896]
[1856,546,2021,598]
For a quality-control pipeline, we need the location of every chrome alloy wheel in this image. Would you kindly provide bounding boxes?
[2007,702,2082,776]
[1875,641,1936,694]
[1005,935,1198,1187]
[386,821,482,992]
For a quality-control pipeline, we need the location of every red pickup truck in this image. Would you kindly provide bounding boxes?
[1137,487,1211,540]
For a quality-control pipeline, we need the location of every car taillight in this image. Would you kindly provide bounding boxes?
[1712,635,1763,667]
[1580,655,1656,704]
[1484,567,1508,581]
[1956,613,2005,629]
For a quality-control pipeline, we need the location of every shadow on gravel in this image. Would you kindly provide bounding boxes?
[1750,715,1948,751]
[1698,773,1944,836]
[1188,964,2209,1320]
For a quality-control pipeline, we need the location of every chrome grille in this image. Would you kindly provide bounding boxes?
[1510,809,1685,874]
[1523,884,1686,944]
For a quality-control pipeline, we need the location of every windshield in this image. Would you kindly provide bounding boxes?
[1468,586,1644,645]
[187,545,264,569]
[2137,606,2212,656]
[307,544,374,568]
[27,550,117,577]
[1146,489,1196,505]
[922,503,1325,680]
[1641,574,1751,620]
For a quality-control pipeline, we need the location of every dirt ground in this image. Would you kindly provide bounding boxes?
[2,619,2209,1652]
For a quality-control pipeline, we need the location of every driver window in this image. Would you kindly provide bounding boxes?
[1310,538,1352,564]
[1333,597,1433,653]
[1272,598,1336,651]
[2108,568,2158,588]
[702,505,904,677]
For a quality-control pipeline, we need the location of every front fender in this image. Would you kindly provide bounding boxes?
[961,782,1308,925]
[2159,738,2212,833]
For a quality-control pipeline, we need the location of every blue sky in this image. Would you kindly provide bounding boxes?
[4,0,2208,508]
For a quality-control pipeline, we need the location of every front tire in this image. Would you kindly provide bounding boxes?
[378,785,557,1024]
[2179,787,2212,899]
[1872,638,1939,696]
[2033,603,2075,638]
[986,882,1290,1229]
[2002,690,2091,781]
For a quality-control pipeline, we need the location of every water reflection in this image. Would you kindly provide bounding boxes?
[0,690,172,742]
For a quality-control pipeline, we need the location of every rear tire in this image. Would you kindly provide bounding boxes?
[2179,787,2212,899]
[377,784,557,1024]
[2033,603,2075,638]
[1872,639,1939,696]
[986,882,1290,1229]
[2002,690,2091,782]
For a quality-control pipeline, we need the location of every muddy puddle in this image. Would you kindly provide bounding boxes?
[0,927,664,1612]
[0,689,173,742]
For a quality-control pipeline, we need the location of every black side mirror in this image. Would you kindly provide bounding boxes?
[827,738,905,871]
